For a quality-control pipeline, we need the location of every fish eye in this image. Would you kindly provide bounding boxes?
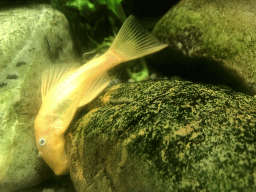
[38,138,46,147]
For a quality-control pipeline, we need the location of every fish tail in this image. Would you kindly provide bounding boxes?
[108,15,168,62]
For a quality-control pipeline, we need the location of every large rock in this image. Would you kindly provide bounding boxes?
[0,4,76,191]
[66,80,256,191]
[153,0,256,96]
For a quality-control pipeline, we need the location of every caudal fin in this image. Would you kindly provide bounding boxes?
[109,15,168,61]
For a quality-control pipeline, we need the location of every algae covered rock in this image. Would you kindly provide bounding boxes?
[66,80,256,191]
[153,0,256,95]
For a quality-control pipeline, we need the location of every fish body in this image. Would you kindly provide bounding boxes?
[34,15,168,175]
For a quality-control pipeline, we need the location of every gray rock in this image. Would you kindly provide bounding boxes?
[0,4,76,191]
[66,80,256,191]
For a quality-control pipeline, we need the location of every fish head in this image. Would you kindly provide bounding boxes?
[34,114,69,175]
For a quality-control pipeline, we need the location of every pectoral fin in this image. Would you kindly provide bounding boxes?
[41,63,80,102]
[78,72,111,107]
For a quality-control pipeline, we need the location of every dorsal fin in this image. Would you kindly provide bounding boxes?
[41,63,80,102]
[78,72,111,107]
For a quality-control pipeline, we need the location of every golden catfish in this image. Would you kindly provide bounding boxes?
[34,15,168,175]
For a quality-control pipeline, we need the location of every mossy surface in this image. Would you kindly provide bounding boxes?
[67,80,256,191]
[153,0,256,87]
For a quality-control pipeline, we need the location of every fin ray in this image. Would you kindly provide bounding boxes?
[78,72,111,107]
[41,63,80,102]
[109,15,168,61]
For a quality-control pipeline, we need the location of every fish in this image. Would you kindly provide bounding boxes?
[34,15,168,175]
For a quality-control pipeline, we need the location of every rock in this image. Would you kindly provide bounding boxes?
[152,0,256,96]
[66,80,256,191]
[0,4,76,191]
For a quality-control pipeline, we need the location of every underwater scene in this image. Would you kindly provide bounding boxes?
[1,0,256,191]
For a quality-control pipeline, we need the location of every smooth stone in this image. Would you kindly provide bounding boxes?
[0,4,76,191]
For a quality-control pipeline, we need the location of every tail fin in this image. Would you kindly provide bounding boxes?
[109,15,168,61]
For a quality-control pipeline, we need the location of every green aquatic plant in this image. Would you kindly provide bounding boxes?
[51,0,126,48]
[50,0,151,81]
[97,0,126,22]
[65,0,126,22]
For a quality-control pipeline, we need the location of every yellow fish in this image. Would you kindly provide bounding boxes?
[34,15,168,175]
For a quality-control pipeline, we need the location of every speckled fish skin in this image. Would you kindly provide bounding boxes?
[34,15,168,175]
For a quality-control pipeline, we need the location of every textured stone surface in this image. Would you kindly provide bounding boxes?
[153,0,256,96]
[66,80,256,191]
[0,4,76,191]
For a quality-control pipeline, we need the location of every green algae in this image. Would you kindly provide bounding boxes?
[67,80,256,191]
[154,0,256,83]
